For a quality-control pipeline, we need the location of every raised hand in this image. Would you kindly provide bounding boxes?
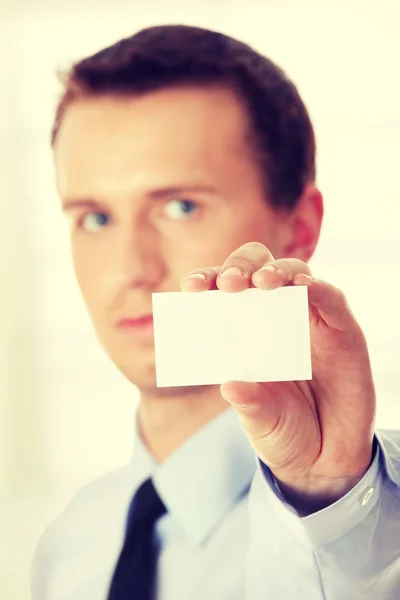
[181,242,376,513]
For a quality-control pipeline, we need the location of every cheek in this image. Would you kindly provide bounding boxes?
[72,256,93,299]
[71,244,106,307]
[197,215,274,261]
[163,227,259,277]
[228,206,280,253]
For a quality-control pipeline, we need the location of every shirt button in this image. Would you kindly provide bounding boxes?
[360,487,374,506]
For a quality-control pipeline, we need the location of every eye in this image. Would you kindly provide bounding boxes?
[163,199,199,220]
[79,212,110,232]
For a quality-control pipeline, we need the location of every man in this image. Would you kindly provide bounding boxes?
[31,24,400,600]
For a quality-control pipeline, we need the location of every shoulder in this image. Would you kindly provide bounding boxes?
[30,463,134,597]
[48,461,132,531]
[34,462,133,550]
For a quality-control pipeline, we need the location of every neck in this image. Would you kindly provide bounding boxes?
[137,385,229,462]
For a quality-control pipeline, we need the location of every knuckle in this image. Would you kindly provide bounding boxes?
[338,290,349,309]
[242,241,269,252]
[276,259,292,274]
[221,256,255,274]
[333,285,346,302]
[291,258,312,276]
[227,242,273,269]
[330,284,349,310]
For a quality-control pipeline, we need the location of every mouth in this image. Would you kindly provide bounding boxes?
[116,314,154,334]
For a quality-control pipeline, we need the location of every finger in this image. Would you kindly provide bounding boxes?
[180,266,222,292]
[217,242,275,292]
[292,273,358,332]
[251,258,312,290]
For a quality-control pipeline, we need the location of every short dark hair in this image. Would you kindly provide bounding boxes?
[52,24,316,210]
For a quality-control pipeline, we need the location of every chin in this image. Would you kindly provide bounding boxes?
[98,336,155,382]
[116,363,157,389]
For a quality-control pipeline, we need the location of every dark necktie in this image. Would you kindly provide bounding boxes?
[107,477,167,600]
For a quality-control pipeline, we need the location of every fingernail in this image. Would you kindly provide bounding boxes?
[185,273,207,280]
[258,264,276,273]
[219,267,243,278]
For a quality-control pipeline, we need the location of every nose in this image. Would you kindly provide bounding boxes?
[105,224,164,291]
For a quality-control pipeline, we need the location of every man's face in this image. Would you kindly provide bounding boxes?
[54,85,295,392]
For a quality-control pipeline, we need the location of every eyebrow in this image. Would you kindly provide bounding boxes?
[61,185,221,212]
[62,198,100,212]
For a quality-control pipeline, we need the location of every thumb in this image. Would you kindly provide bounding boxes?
[221,380,321,473]
[220,381,281,439]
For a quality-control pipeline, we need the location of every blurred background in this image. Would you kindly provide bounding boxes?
[0,0,399,597]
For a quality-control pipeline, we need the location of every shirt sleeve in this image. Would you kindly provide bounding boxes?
[246,430,400,600]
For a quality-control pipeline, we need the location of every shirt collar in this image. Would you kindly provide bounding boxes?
[375,430,400,486]
[131,407,256,545]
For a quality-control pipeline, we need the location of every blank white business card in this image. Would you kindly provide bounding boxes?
[152,286,312,387]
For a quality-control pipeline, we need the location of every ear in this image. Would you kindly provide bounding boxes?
[283,184,324,262]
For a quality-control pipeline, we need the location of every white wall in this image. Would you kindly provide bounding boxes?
[1,1,399,598]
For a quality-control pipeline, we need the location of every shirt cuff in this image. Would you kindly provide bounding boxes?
[258,436,382,547]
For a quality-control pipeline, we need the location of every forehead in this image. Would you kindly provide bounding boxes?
[53,86,257,198]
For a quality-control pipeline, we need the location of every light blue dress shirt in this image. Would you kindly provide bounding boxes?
[30,409,400,599]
